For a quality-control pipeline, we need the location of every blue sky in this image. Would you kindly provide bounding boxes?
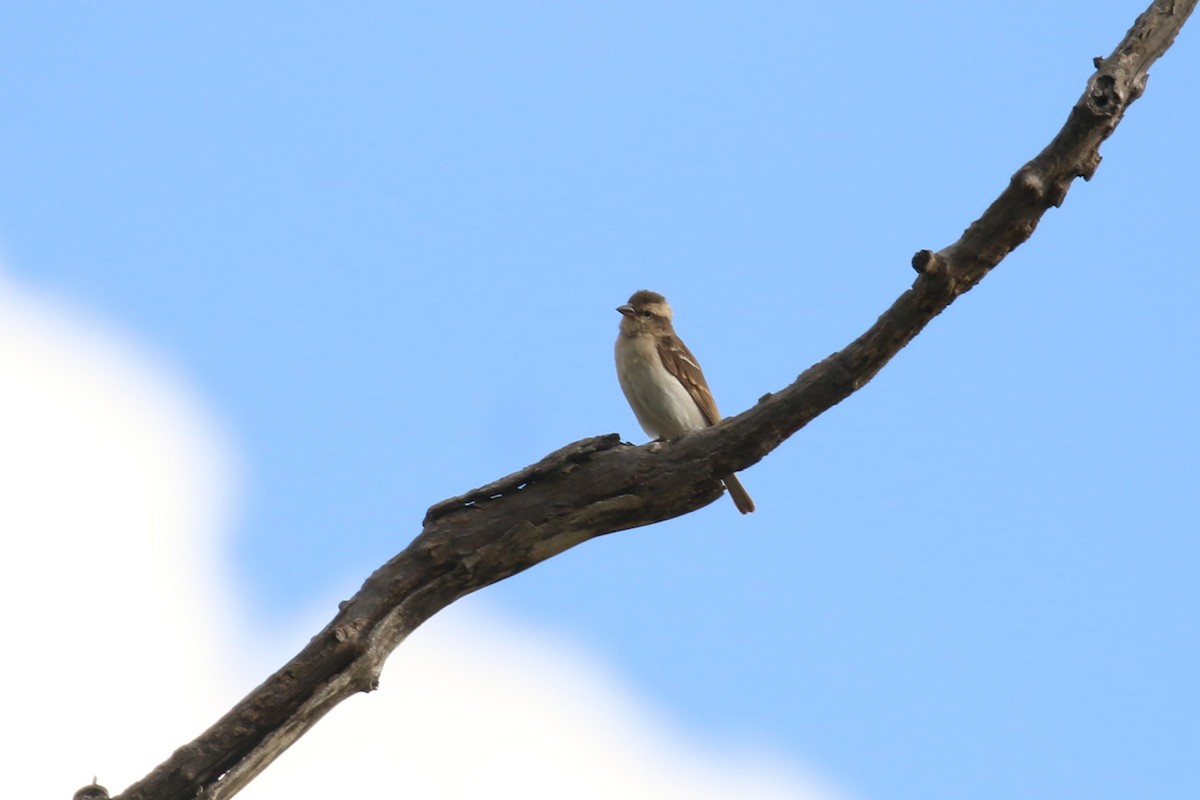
[3,3,1198,798]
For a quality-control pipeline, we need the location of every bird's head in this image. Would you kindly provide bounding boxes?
[616,289,674,334]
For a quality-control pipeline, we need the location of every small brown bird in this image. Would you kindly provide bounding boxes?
[614,290,755,514]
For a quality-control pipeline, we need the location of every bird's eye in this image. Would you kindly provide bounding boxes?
[639,309,652,318]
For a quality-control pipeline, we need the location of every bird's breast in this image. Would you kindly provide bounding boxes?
[615,335,707,439]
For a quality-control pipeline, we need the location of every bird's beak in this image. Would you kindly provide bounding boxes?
[616,303,634,317]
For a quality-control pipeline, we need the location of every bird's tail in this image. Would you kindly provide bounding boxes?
[722,473,755,514]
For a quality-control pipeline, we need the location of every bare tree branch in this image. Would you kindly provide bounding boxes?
[100,1,1195,798]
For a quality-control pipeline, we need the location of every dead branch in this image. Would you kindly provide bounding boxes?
[98,1,1195,797]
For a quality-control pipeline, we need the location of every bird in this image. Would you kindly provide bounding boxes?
[614,289,755,514]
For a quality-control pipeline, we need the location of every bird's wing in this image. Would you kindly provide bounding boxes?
[657,335,720,426]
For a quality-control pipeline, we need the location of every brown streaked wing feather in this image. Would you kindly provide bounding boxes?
[657,335,720,426]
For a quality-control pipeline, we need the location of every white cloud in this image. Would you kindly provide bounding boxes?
[242,603,847,800]
[0,269,851,800]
